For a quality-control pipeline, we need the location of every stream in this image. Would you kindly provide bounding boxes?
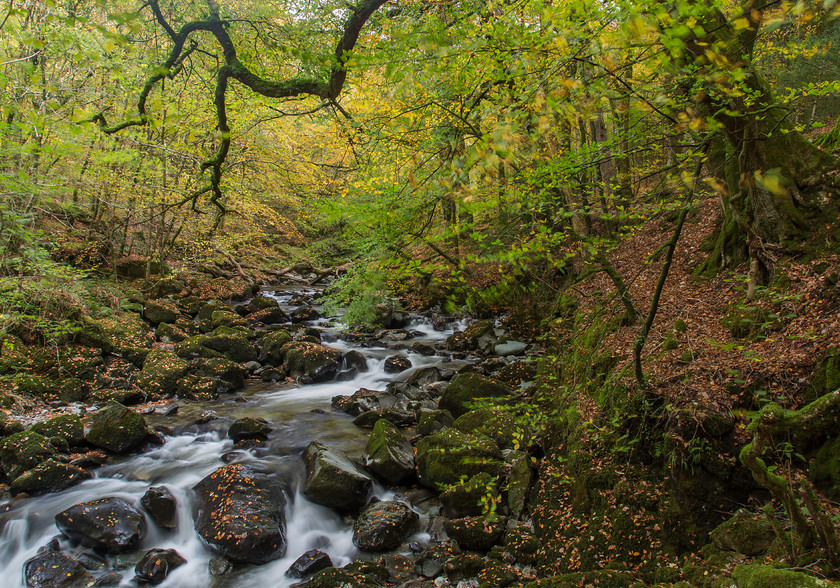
[0,289,468,587]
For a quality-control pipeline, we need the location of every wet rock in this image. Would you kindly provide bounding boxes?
[363,419,416,485]
[290,306,321,323]
[353,408,416,429]
[406,366,442,388]
[286,549,333,579]
[307,567,380,588]
[710,509,775,555]
[134,548,187,584]
[353,500,419,552]
[443,515,507,551]
[208,558,233,576]
[284,342,343,382]
[331,388,384,416]
[228,417,272,443]
[137,349,189,397]
[193,464,288,564]
[343,350,369,373]
[439,373,513,418]
[412,342,437,356]
[302,440,373,512]
[141,486,178,529]
[196,411,218,424]
[416,410,454,436]
[10,459,87,496]
[0,431,56,481]
[85,400,149,454]
[384,354,412,374]
[55,497,146,553]
[415,429,504,490]
[23,550,95,588]
[30,415,85,446]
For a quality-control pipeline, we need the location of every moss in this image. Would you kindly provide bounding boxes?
[453,407,523,450]
[526,570,639,587]
[0,430,56,480]
[174,335,223,360]
[137,349,189,397]
[77,311,154,354]
[709,510,774,556]
[730,564,831,588]
[201,331,257,363]
[85,399,149,454]
[143,299,181,326]
[9,458,86,495]
[439,373,513,418]
[810,347,840,403]
[30,415,85,446]
[415,428,504,490]
[440,471,500,517]
[810,435,840,498]
[196,357,245,392]
[283,341,343,382]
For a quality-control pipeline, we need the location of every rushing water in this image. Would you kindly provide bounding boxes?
[0,290,468,587]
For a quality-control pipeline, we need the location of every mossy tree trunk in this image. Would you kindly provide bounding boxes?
[686,1,837,288]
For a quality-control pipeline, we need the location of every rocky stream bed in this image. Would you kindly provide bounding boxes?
[0,287,543,588]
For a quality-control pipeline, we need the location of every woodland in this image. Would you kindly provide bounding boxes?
[2,0,840,586]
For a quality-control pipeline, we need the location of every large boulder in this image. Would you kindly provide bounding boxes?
[439,373,513,418]
[353,501,419,552]
[440,472,501,518]
[284,342,343,382]
[23,551,96,588]
[85,400,149,454]
[55,497,147,553]
[202,328,258,363]
[137,349,189,397]
[0,430,56,481]
[383,355,412,374]
[731,564,828,588]
[302,440,373,512]
[415,429,504,490]
[193,464,288,564]
[10,459,87,496]
[363,419,416,485]
[77,311,154,355]
[134,548,187,585]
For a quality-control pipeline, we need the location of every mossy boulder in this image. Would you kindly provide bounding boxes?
[248,307,290,325]
[440,471,500,518]
[90,388,144,405]
[210,309,251,332]
[301,440,373,512]
[201,330,257,363]
[228,417,272,443]
[415,429,504,490]
[143,299,181,326]
[731,564,830,587]
[363,418,415,485]
[174,335,224,360]
[78,312,154,354]
[710,510,774,556]
[284,342,343,382]
[453,407,522,449]
[30,414,85,446]
[507,451,533,518]
[156,322,189,343]
[197,302,226,333]
[196,357,246,393]
[258,330,293,366]
[439,373,513,418]
[10,459,87,495]
[416,409,454,436]
[176,375,220,401]
[54,345,103,380]
[85,400,149,454]
[137,349,189,397]
[443,515,507,552]
[0,430,56,481]
[496,361,537,387]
